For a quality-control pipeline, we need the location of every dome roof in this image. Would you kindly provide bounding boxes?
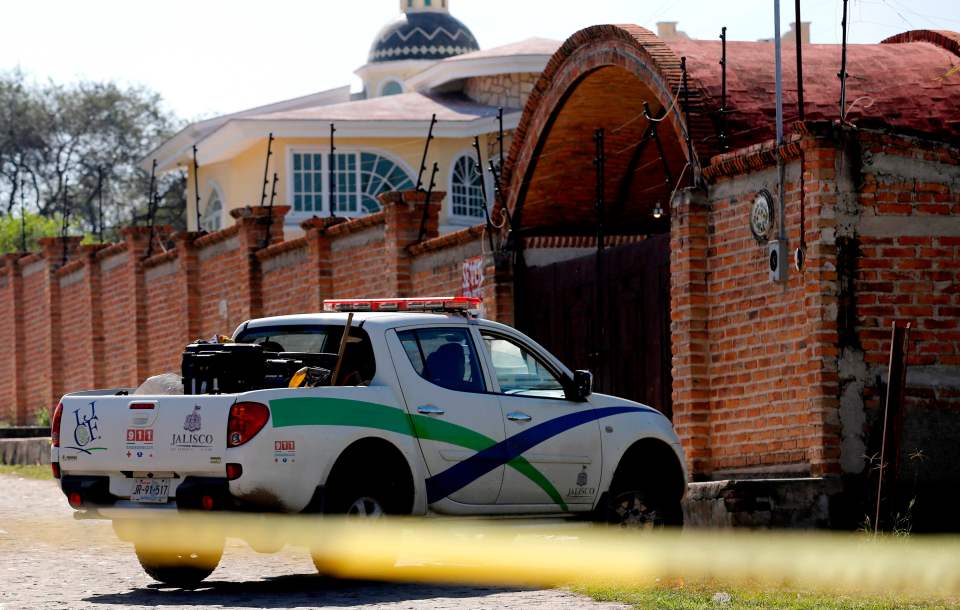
[369,11,480,63]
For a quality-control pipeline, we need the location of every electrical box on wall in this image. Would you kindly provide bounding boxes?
[768,239,788,283]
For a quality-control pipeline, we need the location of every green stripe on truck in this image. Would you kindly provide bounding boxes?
[269,397,568,511]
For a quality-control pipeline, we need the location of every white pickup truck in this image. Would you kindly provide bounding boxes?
[52,297,687,586]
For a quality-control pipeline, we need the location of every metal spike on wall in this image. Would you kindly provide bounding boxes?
[719,27,729,151]
[471,136,496,253]
[193,145,202,233]
[417,162,440,243]
[329,124,337,218]
[61,178,70,265]
[415,114,437,191]
[19,177,26,253]
[259,133,275,208]
[838,0,850,120]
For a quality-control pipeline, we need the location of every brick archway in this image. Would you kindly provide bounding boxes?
[501,25,715,235]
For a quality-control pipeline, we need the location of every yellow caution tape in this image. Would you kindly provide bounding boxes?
[5,512,960,597]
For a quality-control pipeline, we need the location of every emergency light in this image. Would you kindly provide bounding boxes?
[323,296,481,313]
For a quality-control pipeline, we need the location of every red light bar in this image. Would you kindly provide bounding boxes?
[129,402,156,410]
[323,297,481,313]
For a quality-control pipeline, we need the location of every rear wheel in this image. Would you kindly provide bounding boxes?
[134,541,223,587]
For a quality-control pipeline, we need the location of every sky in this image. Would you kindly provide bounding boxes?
[2,0,959,121]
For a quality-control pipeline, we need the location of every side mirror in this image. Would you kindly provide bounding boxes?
[571,370,593,401]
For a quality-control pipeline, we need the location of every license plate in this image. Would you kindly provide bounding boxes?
[131,478,170,503]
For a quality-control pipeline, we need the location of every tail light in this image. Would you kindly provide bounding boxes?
[227,401,269,448]
[67,492,82,509]
[51,403,63,447]
[226,463,243,480]
[52,462,61,479]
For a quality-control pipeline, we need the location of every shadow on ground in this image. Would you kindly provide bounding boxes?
[85,572,526,609]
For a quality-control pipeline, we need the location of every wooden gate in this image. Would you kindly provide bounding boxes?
[516,234,672,418]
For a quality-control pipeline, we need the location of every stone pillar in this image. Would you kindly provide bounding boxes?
[174,231,204,344]
[120,227,154,386]
[37,236,83,416]
[670,188,712,478]
[230,205,291,320]
[301,216,348,311]
[379,190,443,297]
[486,252,514,325]
[79,244,109,390]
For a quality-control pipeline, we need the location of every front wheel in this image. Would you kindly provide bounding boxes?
[604,488,683,528]
[134,541,223,587]
[311,477,401,577]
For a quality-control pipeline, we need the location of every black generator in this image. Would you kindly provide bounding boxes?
[181,342,265,394]
[181,342,340,394]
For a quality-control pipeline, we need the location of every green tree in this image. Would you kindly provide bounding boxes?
[0,211,61,254]
[0,70,186,239]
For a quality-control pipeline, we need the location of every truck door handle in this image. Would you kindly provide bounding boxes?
[506,411,532,423]
[417,405,445,416]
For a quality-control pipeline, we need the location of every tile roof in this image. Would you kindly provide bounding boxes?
[248,92,507,123]
[668,30,960,147]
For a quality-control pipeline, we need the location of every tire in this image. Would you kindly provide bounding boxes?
[134,541,223,587]
[311,471,404,577]
[602,477,684,529]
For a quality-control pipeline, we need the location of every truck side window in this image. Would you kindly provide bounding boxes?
[480,332,564,396]
[397,328,485,393]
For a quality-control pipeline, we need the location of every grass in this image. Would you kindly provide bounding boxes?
[575,581,959,609]
[0,463,54,480]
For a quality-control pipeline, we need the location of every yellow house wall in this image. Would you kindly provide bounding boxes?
[187,133,494,232]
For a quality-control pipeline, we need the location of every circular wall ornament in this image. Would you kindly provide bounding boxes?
[750,189,775,243]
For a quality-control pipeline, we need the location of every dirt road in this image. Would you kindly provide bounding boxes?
[0,474,628,610]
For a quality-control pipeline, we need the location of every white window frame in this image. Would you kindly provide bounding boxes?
[200,180,226,232]
[285,146,418,220]
[447,149,493,225]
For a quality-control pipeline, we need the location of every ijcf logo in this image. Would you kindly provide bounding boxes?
[73,402,101,447]
[275,440,295,451]
[126,429,154,443]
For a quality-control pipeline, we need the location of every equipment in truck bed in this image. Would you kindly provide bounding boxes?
[181,342,338,394]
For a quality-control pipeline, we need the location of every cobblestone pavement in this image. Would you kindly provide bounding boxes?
[0,475,629,610]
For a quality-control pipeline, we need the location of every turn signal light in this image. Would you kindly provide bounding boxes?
[51,403,63,447]
[227,401,269,448]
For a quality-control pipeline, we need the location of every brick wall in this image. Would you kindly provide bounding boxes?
[259,238,314,317]
[19,255,53,420]
[846,130,960,523]
[97,244,139,388]
[0,196,490,423]
[329,215,387,299]
[58,261,94,393]
[700,158,815,476]
[0,257,20,423]
[144,254,186,374]
[670,123,960,491]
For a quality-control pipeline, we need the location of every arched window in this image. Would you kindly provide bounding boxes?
[290,150,415,216]
[450,154,485,219]
[356,152,415,213]
[380,80,403,97]
[200,191,223,232]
